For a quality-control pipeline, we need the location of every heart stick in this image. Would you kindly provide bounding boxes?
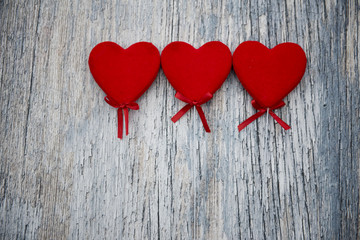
[233,41,307,132]
[161,41,232,132]
[89,41,160,139]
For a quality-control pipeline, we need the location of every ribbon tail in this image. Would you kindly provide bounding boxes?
[269,111,291,130]
[124,108,129,136]
[117,108,124,139]
[238,111,266,132]
[195,106,211,132]
[171,104,193,123]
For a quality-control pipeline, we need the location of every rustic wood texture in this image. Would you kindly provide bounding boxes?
[0,0,359,239]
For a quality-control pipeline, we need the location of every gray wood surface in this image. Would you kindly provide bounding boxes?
[1,0,359,239]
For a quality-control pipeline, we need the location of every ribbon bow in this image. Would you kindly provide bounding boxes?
[171,92,213,132]
[104,96,139,139]
[238,100,291,131]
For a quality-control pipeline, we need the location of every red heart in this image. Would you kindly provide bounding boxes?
[88,41,160,103]
[161,41,232,101]
[233,41,307,108]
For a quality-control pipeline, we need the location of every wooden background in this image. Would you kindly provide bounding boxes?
[0,0,359,239]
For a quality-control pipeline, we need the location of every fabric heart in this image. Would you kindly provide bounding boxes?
[161,41,232,132]
[233,41,307,107]
[233,41,307,131]
[89,41,160,138]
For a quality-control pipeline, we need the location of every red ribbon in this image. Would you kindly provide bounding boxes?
[238,100,291,131]
[171,92,213,132]
[104,96,139,139]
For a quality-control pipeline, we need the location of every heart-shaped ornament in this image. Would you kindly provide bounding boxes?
[89,41,160,104]
[161,41,232,101]
[88,41,160,138]
[233,41,307,108]
[161,41,232,132]
[233,41,307,131]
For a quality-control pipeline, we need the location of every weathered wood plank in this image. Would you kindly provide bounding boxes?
[0,0,359,239]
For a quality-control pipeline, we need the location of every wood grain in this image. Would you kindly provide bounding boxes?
[0,0,359,239]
